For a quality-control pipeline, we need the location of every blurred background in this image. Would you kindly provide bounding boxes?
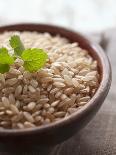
[0,0,116,33]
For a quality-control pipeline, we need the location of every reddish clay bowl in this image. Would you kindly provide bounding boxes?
[0,24,111,152]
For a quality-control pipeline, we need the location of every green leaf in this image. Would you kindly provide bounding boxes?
[9,35,25,56]
[0,64,10,73]
[0,48,14,64]
[21,48,48,72]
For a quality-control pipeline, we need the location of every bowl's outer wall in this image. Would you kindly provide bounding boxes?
[0,24,111,151]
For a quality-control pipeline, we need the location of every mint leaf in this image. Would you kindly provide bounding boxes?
[0,36,48,74]
[21,48,48,72]
[0,48,14,73]
[9,35,25,56]
[0,64,10,73]
[0,48,14,64]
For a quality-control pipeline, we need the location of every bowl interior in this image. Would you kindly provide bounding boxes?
[0,24,103,81]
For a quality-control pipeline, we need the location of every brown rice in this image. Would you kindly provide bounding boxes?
[0,31,99,129]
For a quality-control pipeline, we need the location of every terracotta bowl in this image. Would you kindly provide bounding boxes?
[0,24,111,152]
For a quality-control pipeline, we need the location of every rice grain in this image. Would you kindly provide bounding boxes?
[23,112,34,123]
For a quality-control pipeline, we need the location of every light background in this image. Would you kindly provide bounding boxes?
[0,0,116,32]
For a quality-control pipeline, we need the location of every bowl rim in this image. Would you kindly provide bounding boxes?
[0,23,111,135]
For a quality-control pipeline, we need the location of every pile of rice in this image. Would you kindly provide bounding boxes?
[0,31,99,129]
